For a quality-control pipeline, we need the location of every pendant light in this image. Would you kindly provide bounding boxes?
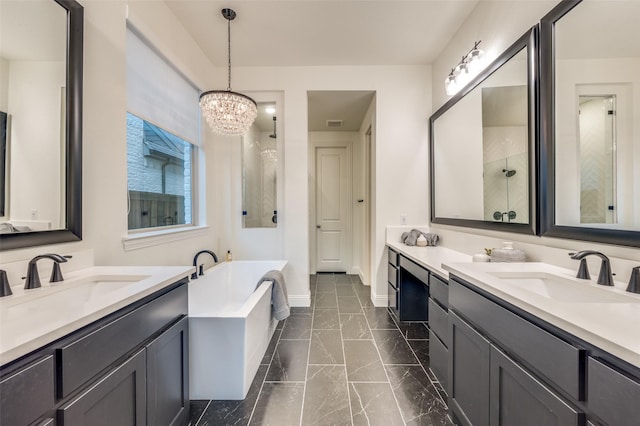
[200,8,257,136]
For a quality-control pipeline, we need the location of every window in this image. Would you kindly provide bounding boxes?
[126,26,200,232]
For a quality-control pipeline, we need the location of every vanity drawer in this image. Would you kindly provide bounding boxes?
[587,357,640,425]
[428,298,448,347]
[388,264,398,288]
[449,279,583,400]
[57,283,188,398]
[388,248,398,267]
[399,256,429,285]
[430,274,448,308]
[429,329,448,392]
[0,355,54,426]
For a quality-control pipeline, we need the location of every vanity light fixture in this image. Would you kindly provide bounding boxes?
[444,40,485,96]
[200,8,257,136]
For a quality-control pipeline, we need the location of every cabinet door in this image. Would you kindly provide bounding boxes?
[58,349,146,426]
[449,311,490,426]
[0,355,54,426]
[146,316,189,426]
[490,346,581,426]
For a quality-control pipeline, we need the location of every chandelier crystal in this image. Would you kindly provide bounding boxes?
[200,8,257,136]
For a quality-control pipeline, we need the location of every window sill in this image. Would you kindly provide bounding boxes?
[122,225,210,251]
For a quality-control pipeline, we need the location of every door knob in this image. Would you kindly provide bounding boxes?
[316,225,321,229]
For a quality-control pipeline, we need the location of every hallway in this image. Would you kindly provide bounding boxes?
[189,273,451,425]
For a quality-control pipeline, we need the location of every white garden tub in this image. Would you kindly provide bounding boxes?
[188,260,287,400]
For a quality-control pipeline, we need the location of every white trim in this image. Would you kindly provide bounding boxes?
[372,294,388,307]
[123,225,210,251]
[288,293,311,308]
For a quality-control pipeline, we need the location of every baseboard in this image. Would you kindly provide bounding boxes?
[372,294,388,307]
[288,293,311,307]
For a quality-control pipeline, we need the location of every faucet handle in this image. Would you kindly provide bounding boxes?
[597,259,614,286]
[626,267,640,294]
[51,263,64,283]
[0,270,12,297]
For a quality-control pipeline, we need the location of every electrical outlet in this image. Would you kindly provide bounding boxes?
[400,214,407,225]
[31,209,38,220]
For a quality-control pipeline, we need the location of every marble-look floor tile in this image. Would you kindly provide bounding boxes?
[344,340,387,382]
[309,330,344,364]
[385,365,451,426]
[336,286,356,297]
[349,382,405,426]
[340,314,372,340]
[350,275,363,285]
[262,328,282,365]
[316,274,336,284]
[313,309,340,330]
[290,306,313,314]
[372,329,419,365]
[408,339,430,369]
[338,296,363,314]
[335,274,353,285]
[189,400,210,425]
[249,382,305,426]
[280,314,312,339]
[315,292,338,308]
[397,322,430,340]
[301,365,351,426]
[357,293,375,307]
[266,340,309,381]
[363,307,398,330]
[197,365,268,426]
[315,281,337,293]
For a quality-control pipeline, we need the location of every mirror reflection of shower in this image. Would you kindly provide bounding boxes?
[241,103,278,228]
[578,95,616,224]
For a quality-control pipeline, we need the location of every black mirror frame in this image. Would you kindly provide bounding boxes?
[429,26,539,235]
[1,0,83,251]
[539,0,639,248]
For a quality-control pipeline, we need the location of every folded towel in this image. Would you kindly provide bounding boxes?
[401,229,439,246]
[257,270,290,321]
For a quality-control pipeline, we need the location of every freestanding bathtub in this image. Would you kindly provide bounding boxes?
[188,260,287,400]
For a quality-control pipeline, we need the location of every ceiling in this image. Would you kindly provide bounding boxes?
[165,0,479,132]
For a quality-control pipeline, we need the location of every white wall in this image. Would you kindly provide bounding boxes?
[0,2,222,271]
[431,0,640,278]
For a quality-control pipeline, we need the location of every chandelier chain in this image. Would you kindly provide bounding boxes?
[227,16,232,91]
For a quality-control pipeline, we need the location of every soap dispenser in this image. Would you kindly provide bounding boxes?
[226,250,232,262]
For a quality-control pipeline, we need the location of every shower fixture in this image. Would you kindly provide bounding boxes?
[502,168,516,178]
[269,116,277,139]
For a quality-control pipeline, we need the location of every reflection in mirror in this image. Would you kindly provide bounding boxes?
[0,0,67,232]
[242,103,278,228]
[541,0,640,246]
[0,0,83,250]
[430,28,536,235]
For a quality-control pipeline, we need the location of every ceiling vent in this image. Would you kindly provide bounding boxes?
[326,120,343,128]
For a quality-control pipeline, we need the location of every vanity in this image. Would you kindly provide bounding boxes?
[0,266,193,426]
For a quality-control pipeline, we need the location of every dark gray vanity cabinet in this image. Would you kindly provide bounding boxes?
[428,273,449,391]
[387,248,399,317]
[0,279,190,426]
[58,349,147,425]
[586,357,640,425]
[397,255,429,321]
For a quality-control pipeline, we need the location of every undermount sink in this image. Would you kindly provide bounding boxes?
[487,271,638,304]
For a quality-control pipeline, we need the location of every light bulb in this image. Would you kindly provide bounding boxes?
[445,74,458,96]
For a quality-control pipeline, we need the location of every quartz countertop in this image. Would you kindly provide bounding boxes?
[0,265,194,366]
[443,261,640,369]
[386,240,473,279]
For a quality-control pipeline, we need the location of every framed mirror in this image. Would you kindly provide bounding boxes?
[540,0,640,247]
[242,102,279,228]
[430,27,538,234]
[0,0,83,250]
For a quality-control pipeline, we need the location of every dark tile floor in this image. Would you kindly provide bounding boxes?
[189,274,452,426]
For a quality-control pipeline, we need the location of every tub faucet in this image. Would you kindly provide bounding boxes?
[569,251,614,286]
[192,250,218,280]
[24,254,70,289]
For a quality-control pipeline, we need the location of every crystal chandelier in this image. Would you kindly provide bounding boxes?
[200,8,257,136]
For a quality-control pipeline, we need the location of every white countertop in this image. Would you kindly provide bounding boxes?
[386,240,473,279]
[443,261,640,369]
[0,265,194,366]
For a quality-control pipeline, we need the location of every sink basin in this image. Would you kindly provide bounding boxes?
[487,271,638,304]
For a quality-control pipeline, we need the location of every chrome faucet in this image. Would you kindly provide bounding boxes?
[569,251,614,286]
[191,250,218,279]
[24,254,70,289]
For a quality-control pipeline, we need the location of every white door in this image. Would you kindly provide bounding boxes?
[316,147,349,272]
